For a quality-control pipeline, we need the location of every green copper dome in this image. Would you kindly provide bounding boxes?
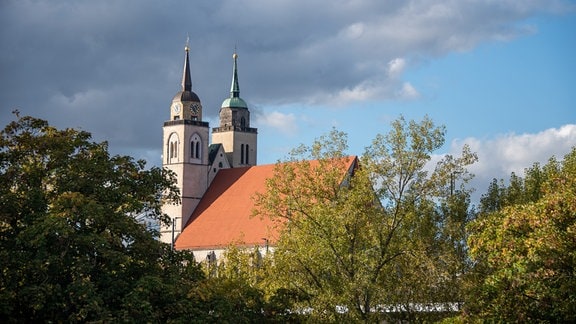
[221,96,248,108]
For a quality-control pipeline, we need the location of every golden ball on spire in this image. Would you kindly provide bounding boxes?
[233,53,238,59]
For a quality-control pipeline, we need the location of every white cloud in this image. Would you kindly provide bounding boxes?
[398,82,420,99]
[255,111,298,136]
[309,57,418,104]
[461,125,576,175]
[315,78,419,105]
[387,58,406,78]
[333,81,381,103]
[443,124,576,201]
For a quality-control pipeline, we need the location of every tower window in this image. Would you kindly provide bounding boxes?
[240,117,246,128]
[190,133,202,162]
[240,144,245,164]
[245,144,249,164]
[167,133,179,164]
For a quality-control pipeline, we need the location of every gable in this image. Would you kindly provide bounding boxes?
[207,143,230,184]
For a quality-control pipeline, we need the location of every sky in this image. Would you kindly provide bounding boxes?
[1,0,575,203]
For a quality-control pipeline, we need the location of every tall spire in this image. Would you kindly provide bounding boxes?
[220,49,247,109]
[182,37,192,92]
[230,50,240,98]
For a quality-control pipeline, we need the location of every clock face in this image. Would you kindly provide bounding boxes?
[190,102,201,114]
[172,103,181,113]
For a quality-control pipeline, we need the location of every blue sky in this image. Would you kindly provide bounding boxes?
[1,0,575,201]
[253,12,576,199]
[257,14,575,158]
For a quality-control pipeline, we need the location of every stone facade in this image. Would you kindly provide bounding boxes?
[159,47,257,245]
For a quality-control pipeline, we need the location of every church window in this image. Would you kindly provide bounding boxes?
[245,144,249,164]
[167,133,179,164]
[240,116,246,128]
[240,144,245,164]
[190,133,202,163]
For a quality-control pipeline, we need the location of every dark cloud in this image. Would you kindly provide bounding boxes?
[1,0,572,164]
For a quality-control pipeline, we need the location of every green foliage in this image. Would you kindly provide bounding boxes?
[467,147,576,322]
[254,116,477,322]
[0,115,204,322]
[195,246,305,323]
[479,162,546,215]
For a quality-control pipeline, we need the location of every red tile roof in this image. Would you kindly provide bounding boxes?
[174,156,357,251]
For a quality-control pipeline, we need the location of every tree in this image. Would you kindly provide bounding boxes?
[193,244,306,323]
[479,162,546,216]
[254,116,477,322]
[467,147,576,321]
[0,114,204,322]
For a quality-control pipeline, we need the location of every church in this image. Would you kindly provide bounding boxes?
[159,44,357,262]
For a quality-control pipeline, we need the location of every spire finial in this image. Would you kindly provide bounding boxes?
[185,34,190,52]
[230,47,240,98]
[182,37,192,91]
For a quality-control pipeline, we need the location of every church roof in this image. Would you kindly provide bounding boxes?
[174,156,358,251]
[175,164,277,250]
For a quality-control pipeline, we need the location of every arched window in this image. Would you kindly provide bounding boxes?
[240,144,245,164]
[167,133,179,164]
[240,116,246,128]
[190,133,202,163]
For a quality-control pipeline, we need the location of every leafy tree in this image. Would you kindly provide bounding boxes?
[254,116,477,322]
[196,245,306,323]
[479,162,546,215]
[467,147,576,321]
[0,114,204,322]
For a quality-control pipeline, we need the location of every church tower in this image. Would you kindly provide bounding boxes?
[160,43,209,244]
[212,52,258,167]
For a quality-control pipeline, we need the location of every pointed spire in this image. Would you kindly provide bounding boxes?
[230,50,240,98]
[182,37,192,92]
[220,48,247,109]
